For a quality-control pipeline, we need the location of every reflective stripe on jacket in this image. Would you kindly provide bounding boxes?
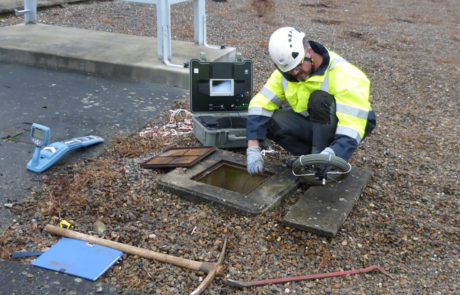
[248,50,372,145]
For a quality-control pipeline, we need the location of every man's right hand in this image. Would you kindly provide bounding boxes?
[247,146,264,175]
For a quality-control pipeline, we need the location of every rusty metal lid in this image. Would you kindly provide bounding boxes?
[140,146,217,168]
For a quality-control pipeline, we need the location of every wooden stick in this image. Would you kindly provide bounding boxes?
[44,224,216,273]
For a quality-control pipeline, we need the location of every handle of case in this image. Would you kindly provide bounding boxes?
[228,134,246,142]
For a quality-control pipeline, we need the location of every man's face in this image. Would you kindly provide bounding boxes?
[289,56,313,81]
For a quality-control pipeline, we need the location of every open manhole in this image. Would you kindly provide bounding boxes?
[192,160,272,195]
[158,149,298,215]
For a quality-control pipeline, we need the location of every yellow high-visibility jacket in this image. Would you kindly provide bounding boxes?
[247,41,375,160]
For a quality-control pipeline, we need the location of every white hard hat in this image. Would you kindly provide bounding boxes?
[268,27,306,72]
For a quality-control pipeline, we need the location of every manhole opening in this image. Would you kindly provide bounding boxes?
[192,160,272,195]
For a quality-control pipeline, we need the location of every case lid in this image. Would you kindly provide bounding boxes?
[189,59,253,113]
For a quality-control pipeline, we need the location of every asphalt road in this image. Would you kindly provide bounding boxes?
[0,62,187,230]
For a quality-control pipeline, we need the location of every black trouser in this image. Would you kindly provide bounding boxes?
[266,90,337,156]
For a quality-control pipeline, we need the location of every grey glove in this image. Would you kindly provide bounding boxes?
[247,146,264,175]
[320,147,335,157]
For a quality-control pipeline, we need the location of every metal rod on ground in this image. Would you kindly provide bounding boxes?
[224,265,394,288]
[45,224,227,295]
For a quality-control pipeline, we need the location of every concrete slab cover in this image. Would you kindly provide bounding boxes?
[0,24,236,89]
[158,149,299,215]
[282,168,373,237]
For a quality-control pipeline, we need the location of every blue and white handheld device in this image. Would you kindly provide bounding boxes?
[27,123,104,173]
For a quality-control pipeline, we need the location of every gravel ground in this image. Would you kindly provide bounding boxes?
[1,0,459,294]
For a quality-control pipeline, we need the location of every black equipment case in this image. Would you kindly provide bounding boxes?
[189,58,253,148]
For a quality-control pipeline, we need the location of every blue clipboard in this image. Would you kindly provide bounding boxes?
[31,237,123,281]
